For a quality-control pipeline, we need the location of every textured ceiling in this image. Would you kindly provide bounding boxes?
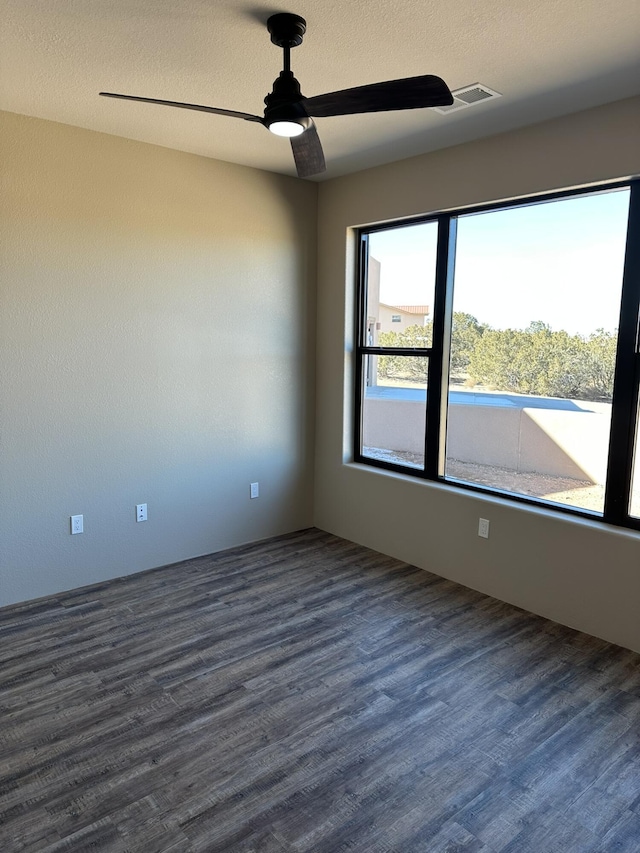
[2,0,639,180]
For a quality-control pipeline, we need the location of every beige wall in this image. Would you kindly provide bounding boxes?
[0,111,317,606]
[315,96,640,652]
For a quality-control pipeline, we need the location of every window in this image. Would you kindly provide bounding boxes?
[391,314,402,323]
[360,222,438,470]
[355,181,640,530]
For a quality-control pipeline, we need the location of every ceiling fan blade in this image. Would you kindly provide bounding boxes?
[303,75,453,118]
[290,123,326,178]
[99,92,264,124]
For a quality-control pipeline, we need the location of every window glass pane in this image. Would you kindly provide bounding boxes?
[361,354,427,470]
[445,188,630,514]
[365,223,437,348]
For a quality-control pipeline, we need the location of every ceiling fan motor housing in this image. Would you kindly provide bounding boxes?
[264,71,311,132]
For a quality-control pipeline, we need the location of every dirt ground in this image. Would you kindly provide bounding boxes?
[362,447,607,513]
[446,459,605,512]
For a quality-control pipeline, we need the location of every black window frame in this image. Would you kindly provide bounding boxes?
[354,179,640,532]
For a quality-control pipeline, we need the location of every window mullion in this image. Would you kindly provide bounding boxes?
[425,216,456,479]
[604,181,640,523]
[361,347,433,357]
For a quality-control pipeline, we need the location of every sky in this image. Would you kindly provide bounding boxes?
[369,187,631,336]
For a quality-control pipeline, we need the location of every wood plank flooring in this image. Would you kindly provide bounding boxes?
[1,527,639,852]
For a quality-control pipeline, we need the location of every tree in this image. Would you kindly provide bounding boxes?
[379,316,617,400]
[377,324,431,380]
[468,321,617,400]
[450,312,486,376]
[585,329,617,398]
[468,328,524,391]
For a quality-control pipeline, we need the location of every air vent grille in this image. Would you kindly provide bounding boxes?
[433,83,502,115]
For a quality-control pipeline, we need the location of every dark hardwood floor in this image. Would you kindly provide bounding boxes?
[1,528,639,852]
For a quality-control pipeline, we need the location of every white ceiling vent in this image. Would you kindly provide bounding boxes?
[433,83,502,115]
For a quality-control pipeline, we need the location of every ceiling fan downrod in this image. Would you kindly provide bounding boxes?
[264,14,310,137]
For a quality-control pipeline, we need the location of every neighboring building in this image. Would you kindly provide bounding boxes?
[364,256,430,386]
[366,257,382,345]
[378,303,430,333]
[365,256,430,342]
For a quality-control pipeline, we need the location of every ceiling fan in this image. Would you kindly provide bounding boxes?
[100,13,454,179]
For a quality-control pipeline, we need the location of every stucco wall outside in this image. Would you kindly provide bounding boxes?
[363,399,609,483]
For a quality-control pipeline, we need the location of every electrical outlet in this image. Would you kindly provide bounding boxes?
[136,503,147,522]
[70,515,83,535]
[250,482,259,499]
[478,518,490,539]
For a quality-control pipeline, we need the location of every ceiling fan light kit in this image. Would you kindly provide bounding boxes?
[268,121,307,138]
[100,13,454,178]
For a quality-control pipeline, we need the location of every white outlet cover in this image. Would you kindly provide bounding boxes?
[478,518,490,539]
